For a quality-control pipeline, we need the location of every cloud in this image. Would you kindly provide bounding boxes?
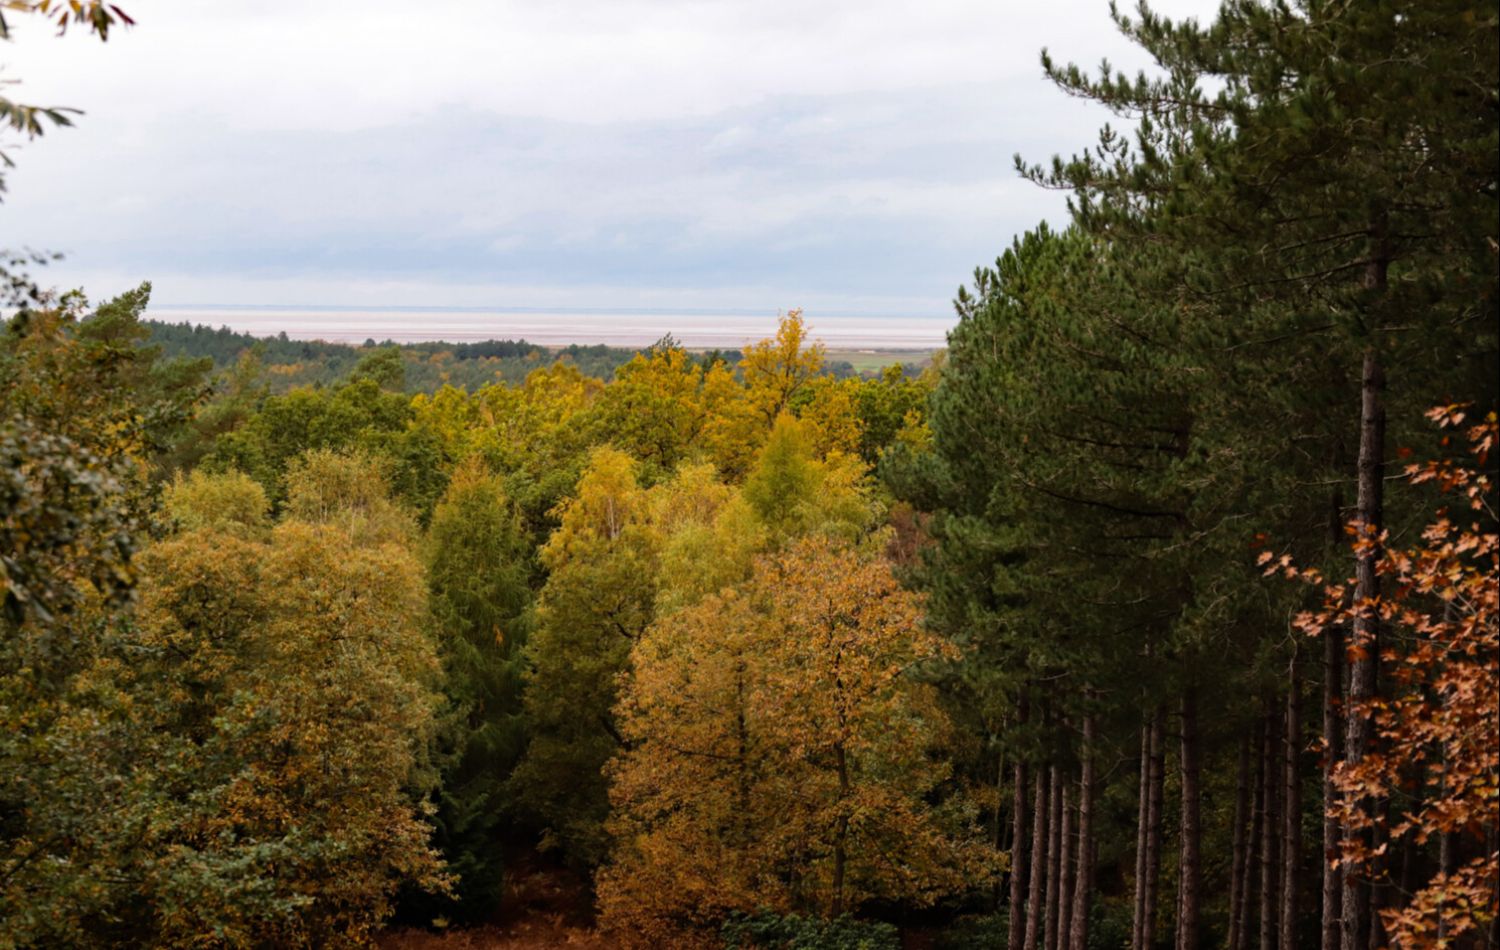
[0,0,1219,314]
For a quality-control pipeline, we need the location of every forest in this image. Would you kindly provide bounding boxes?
[1,1,1496,948]
[141,319,889,394]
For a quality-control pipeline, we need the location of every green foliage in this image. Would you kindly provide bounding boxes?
[1084,899,1132,950]
[417,459,535,922]
[509,447,656,865]
[206,374,421,511]
[162,468,269,536]
[118,507,446,946]
[0,418,136,626]
[742,415,876,543]
[283,447,416,546]
[932,912,1006,950]
[1,290,447,947]
[144,319,639,393]
[720,911,900,950]
[2,286,211,474]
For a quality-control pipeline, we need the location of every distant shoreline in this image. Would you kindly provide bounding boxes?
[150,303,944,320]
[148,306,953,351]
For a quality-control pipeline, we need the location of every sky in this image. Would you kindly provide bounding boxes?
[1,0,1217,318]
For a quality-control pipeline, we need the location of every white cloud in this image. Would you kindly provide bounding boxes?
[1,0,1221,315]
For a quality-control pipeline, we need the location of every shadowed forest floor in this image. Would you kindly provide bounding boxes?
[380,854,618,950]
[377,852,947,949]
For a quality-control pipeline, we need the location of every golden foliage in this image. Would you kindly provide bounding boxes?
[597,538,993,946]
[124,492,447,945]
[163,468,269,537]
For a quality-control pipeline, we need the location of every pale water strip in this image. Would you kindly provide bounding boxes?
[149,307,954,350]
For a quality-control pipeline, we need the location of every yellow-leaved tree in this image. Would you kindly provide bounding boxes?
[740,309,825,425]
[118,458,447,946]
[597,538,994,946]
[589,344,708,478]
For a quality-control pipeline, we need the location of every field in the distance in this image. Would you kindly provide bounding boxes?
[822,348,936,372]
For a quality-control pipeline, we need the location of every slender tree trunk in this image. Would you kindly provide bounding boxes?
[1244,716,1266,950]
[1046,765,1064,950]
[1009,755,1032,950]
[1144,707,1165,950]
[1177,693,1201,950]
[1343,341,1385,950]
[1057,782,1075,950]
[1282,664,1302,950]
[1133,717,1152,950]
[1261,700,1283,950]
[996,749,1008,907]
[1071,716,1097,950]
[1026,768,1050,950]
[1229,731,1253,950]
[1323,625,1344,950]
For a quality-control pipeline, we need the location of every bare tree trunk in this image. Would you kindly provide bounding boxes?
[1144,707,1165,950]
[1261,700,1283,950]
[1026,768,1050,950]
[1244,716,1266,950]
[1057,782,1075,950]
[1282,664,1302,950]
[1045,765,1063,950]
[1229,731,1253,950]
[1070,716,1097,950]
[1323,625,1344,950]
[1133,717,1152,950]
[1009,755,1031,950]
[1177,693,1201,950]
[1342,343,1385,950]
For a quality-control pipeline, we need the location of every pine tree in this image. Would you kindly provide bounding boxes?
[419,459,535,921]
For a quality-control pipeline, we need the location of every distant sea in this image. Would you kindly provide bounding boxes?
[148,306,953,351]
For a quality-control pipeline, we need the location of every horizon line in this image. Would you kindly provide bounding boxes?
[148,303,952,321]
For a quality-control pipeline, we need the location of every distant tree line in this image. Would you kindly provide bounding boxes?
[144,320,887,396]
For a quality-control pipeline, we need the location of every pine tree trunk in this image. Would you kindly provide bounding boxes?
[1046,765,1064,950]
[1229,731,1252,950]
[1144,707,1165,950]
[1322,625,1344,950]
[1009,755,1031,950]
[1282,666,1301,950]
[1260,701,1282,950]
[1057,782,1075,950]
[1026,767,1050,950]
[1177,693,1201,950]
[1070,716,1096,950]
[1342,344,1385,950]
[996,750,1008,908]
[1243,716,1265,950]
[1133,717,1152,950]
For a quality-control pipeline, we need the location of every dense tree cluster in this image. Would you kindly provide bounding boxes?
[143,321,643,393]
[2,294,965,946]
[890,1,1497,947]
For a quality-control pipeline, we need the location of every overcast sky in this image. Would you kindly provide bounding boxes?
[1,0,1216,316]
